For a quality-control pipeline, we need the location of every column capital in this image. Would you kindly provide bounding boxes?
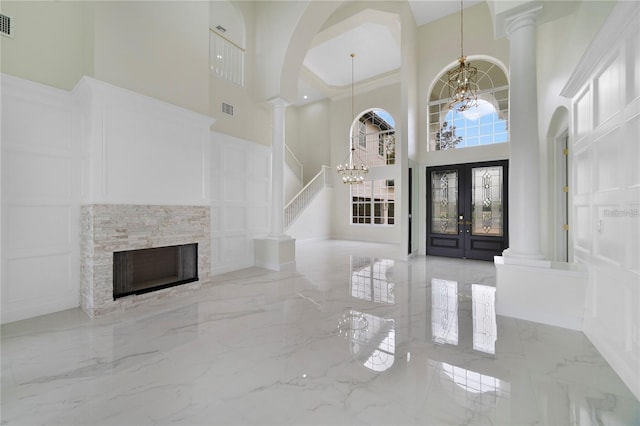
[504,5,542,39]
[268,97,290,108]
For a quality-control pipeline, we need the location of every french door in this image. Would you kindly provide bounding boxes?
[426,160,508,261]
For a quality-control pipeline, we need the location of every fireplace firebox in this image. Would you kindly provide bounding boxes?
[113,243,198,299]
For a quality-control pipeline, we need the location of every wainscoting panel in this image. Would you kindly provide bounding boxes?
[3,152,72,199]
[74,77,214,206]
[211,132,271,275]
[565,1,640,399]
[5,254,73,303]
[224,207,245,232]
[247,206,269,233]
[1,75,80,324]
[6,205,71,253]
[223,177,245,203]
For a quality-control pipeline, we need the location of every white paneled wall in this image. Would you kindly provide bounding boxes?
[568,2,640,399]
[1,75,81,323]
[73,77,213,206]
[1,74,273,323]
[210,132,271,274]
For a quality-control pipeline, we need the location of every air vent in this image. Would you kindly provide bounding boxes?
[0,14,13,38]
[222,102,234,116]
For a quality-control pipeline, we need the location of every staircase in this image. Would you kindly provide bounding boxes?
[285,145,303,183]
[284,165,332,229]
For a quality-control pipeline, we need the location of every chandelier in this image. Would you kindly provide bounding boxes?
[446,0,478,112]
[337,53,368,184]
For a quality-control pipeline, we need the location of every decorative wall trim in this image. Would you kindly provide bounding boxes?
[73,76,215,206]
[563,1,640,401]
[560,1,639,98]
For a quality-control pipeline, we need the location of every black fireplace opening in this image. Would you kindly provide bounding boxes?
[113,243,198,299]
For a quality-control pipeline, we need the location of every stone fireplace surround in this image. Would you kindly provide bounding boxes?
[81,205,210,317]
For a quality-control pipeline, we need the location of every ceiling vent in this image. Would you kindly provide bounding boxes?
[222,102,234,116]
[0,14,13,38]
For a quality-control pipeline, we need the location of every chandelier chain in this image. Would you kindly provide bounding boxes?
[337,52,368,184]
[460,0,464,58]
[445,0,478,112]
[351,53,355,151]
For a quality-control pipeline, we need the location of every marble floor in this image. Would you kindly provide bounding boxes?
[1,240,638,425]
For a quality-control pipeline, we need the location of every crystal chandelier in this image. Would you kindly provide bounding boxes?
[337,53,368,184]
[447,0,478,112]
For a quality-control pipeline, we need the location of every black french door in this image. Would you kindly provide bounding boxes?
[408,167,413,254]
[426,160,509,261]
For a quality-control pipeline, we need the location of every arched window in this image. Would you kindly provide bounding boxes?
[351,108,395,166]
[428,60,509,151]
[349,109,396,226]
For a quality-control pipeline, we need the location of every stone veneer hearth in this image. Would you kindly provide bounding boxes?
[81,205,210,317]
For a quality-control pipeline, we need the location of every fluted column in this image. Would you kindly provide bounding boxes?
[269,97,287,237]
[503,7,547,264]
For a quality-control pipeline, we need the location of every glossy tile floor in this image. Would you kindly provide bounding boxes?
[2,240,639,425]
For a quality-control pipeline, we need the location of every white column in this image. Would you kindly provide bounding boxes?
[253,97,295,271]
[269,97,287,237]
[503,7,547,264]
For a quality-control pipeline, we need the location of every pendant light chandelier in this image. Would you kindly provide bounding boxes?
[337,53,368,184]
[447,0,478,112]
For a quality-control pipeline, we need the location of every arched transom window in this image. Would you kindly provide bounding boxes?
[428,60,509,151]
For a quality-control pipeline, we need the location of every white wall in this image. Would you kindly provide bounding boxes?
[92,1,210,116]
[561,1,640,400]
[210,132,271,275]
[295,99,332,184]
[0,1,89,91]
[209,2,272,147]
[287,187,333,241]
[1,75,81,323]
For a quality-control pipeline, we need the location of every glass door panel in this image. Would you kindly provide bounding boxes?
[431,170,458,235]
[471,166,504,236]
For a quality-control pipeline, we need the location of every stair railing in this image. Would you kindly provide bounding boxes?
[285,145,303,182]
[284,165,332,229]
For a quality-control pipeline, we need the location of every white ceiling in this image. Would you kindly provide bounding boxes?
[408,0,483,27]
[304,22,401,87]
[295,0,483,106]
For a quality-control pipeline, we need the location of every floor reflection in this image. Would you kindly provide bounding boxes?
[337,308,395,372]
[472,284,497,354]
[430,279,497,355]
[431,279,459,345]
[350,257,395,304]
[428,359,511,421]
